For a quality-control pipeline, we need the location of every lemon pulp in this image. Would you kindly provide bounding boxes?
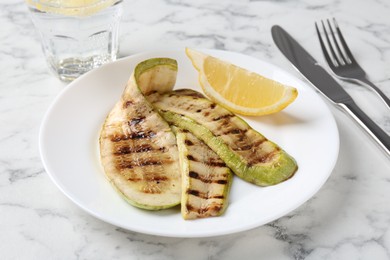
[186,48,298,116]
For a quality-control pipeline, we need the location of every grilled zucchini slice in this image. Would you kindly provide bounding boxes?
[148,89,298,186]
[173,127,232,219]
[99,58,181,210]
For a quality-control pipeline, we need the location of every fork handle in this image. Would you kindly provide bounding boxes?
[341,101,390,157]
[356,77,390,110]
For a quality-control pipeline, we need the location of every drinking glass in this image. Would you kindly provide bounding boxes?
[27,0,123,82]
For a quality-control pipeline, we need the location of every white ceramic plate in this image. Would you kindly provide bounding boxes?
[39,49,339,237]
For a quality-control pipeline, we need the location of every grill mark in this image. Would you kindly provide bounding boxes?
[114,144,153,155]
[184,139,194,146]
[139,160,163,167]
[159,147,168,152]
[205,160,226,167]
[188,170,228,184]
[213,114,233,121]
[129,131,156,140]
[186,203,195,211]
[213,116,235,130]
[187,189,200,197]
[129,117,145,126]
[187,189,224,200]
[110,131,156,142]
[210,103,216,109]
[209,205,223,213]
[232,144,251,151]
[237,134,245,142]
[248,147,280,167]
[127,177,142,182]
[229,128,247,135]
[114,146,131,155]
[220,119,232,128]
[186,203,223,214]
[217,128,248,137]
[263,148,280,162]
[188,171,199,179]
[187,154,197,161]
[127,174,169,184]
[110,135,130,142]
[117,161,133,169]
[187,154,226,167]
[145,175,169,182]
[232,139,267,151]
[116,159,163,169]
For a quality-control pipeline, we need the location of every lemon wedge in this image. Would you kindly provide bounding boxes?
[185,48,298,116]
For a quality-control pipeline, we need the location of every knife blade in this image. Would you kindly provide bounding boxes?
[271,25,390,157]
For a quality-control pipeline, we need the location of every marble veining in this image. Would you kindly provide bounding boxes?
[1,0,390,259]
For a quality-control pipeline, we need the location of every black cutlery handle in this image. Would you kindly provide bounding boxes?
[342,101,390,157]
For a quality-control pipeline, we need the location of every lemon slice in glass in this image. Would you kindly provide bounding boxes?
[26,0,118,16]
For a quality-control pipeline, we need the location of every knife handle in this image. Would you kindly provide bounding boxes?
[341,101,390,157]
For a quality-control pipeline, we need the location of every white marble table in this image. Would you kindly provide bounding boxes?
[1,0,390,259]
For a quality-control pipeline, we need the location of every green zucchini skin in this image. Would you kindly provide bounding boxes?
[148,89,298,186]
[173,127,232,220]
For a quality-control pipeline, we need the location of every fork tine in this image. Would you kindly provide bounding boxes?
[332,18,357,63]
[315,22,336,67]
[321,20,341,66]
[326,19,348,65]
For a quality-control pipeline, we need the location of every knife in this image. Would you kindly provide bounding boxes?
[271,25,390,157]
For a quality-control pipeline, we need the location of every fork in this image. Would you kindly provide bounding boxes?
[315,18,390,110]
